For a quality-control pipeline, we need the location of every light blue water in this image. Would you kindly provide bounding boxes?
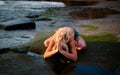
[0,1,65,49]
[0,1,65,22]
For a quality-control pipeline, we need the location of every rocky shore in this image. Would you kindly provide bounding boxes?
[0,1,120,75]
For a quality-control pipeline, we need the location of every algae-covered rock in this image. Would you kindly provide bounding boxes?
[29,29,55,54]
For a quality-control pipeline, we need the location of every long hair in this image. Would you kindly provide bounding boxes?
[52,28,70,52]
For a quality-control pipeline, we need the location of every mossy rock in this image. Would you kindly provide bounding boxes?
[29,30,120,54]
[81,32,120,43]
[82,24,99,31]
[29,29,54,54]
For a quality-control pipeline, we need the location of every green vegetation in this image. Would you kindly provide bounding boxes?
[81,32,120,43]
[29,30,54,54]
[29,30,120,54]
[82,24,99,31]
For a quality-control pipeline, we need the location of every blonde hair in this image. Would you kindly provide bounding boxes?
[52,28,71,52]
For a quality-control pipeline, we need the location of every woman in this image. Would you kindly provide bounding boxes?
[43,27,86,62]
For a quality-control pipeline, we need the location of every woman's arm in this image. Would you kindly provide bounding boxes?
[44,36,53,47]
[59,39,78,62]
[43,39,58,59]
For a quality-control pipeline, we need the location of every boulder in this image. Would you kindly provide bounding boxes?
[1,18,36,30]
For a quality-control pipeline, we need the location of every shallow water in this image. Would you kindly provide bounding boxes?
[0,1,65,22]
[0,30,34,48]
[0,1,65,49]
[74,65,120,75]
[27,52,114,75]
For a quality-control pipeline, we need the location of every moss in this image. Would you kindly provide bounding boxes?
[29,31,120,54]
[82,24,99,31]
[29,30,54,54]
[81,32,120,43]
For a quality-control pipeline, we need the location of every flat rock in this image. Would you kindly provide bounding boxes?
[1,18,36,30]
[0,51,53,75]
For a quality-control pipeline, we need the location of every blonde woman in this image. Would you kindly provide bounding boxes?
[43,27,86,62]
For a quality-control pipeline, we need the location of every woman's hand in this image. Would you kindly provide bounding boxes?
[54,49,58,53]
[57,40,63,53]
[53,40,62,53]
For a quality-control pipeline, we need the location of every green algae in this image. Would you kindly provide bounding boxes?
[82,24,99,31]
[81,32,120,43]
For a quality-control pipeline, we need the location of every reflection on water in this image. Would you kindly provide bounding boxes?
[26,51,68,75]
[75,65,120,75]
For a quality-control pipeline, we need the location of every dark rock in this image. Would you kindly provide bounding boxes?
[69,7,120,19]
[26,14,39,18]
[64,1,98,6]
[0,52,52,75]
[0,24,5,30]
[0,48,9,54]
[49,24,54,27]
[18,48,29,53]
[1,18,36,30]
[35,17,52,21]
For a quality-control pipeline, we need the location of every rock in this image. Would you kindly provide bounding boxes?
[1,18,36,30]
[0,51,53,75]
[29,29,55,54]
[18,48,29,53]
[26,14,39,18]
[0,24,5,30]
[69,7,120,19]
[0,48,20,54]
[64,1,98,6]
[35,17,52,21]
[0,48,9,54]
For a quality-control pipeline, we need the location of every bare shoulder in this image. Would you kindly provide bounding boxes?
[63,27,73,31]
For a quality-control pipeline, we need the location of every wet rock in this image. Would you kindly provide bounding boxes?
[35,17,52,21]
[1,18,36,30]
[69,7,120,19]
[26,14,39,18]
[18,48,29,53]
[0,24,5,30]
[64,1,98,6]
[0,48,20,54]
[0,48,9,54]
[0,51,53,75]
[29,29,55,54]
[106,0,119,1]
